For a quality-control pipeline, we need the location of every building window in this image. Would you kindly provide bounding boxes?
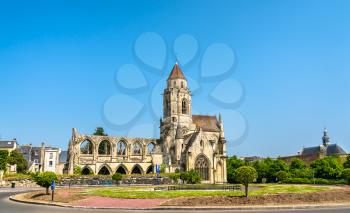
[182,99,188,114]
[181,81,184,88]
[34,159,39,164]
[49,161,53,167]
[34,151,38,156]
[147,143,155,154]
[80,140,93,155]
[195,155,209,180]
[166,99,170,116]
[98,140,111,155]
[117,141,127,156]
[49,153,53,159]
[132,142,142,155]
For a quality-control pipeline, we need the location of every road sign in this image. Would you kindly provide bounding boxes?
[156,164,160,174]
[51,180,55,191]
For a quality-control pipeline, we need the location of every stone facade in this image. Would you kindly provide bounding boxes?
[67,64,228,183]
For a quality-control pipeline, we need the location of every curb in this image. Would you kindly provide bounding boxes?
[9,193,350,211]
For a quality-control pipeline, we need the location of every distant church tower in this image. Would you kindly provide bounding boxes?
[160,63,192,167]
[162,62,192,127]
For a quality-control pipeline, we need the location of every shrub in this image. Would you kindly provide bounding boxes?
[34,172,58,194]
[344,155,350,169]
[311,156,343,179]
[112,173,123,183]
[280,178,312,184]
[74,166,82,175]
[234,166,258,197]
[160,164,167,173]
[169,173,181,184]
[180,170,201,184]
[342,168,350,184]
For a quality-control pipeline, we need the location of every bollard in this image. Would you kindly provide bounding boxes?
[11,182,15,188]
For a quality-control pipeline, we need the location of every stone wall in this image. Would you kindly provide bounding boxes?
[58,176,171,186]
[1,178,38,187]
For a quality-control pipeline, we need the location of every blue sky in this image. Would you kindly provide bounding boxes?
[0,0,349,157]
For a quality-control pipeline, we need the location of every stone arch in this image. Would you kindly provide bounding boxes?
[195,154,210,181]
[131,164,143,174]
[147,142,155,154]
[146,165,154,174]
[181,98,188,114]
[115,164,128,174]
[98,140,111,155]
[80,140,93,155]
[132,141,142,155]
[216,161,224,183]
[81,166,93,175]
[116,139,127,156]
[98,164,112,175]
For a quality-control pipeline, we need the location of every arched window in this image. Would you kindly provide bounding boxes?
[98,166,111,175]
[132,142,142,155]
[146,165,154,174]
[98,140,111,155]
[117,141,127,156]
[147,143,155,154]
[80,140,93,155]
[131,164,143,174]
[182,99,188,114]
[195,155,209,180]
[181,81,184,88]
[116,165,128,174]
[81,167,93,175]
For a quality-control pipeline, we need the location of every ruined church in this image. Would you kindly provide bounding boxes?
[67,63,228,183]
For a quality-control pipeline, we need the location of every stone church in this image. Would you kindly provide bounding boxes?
[67,63,228,183]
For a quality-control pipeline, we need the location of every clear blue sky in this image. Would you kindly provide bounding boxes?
[0,0,349,157]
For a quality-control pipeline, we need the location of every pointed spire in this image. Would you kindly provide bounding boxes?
[168,63,186,80]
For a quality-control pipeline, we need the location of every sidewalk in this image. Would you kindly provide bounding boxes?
[9,191,350,210]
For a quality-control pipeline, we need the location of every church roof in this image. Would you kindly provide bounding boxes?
[192,115,220,132]
[301,144,347,156]
[168,63,186,80]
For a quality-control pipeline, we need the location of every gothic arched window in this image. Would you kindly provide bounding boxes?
[182,99,188,114]
[98,140,111,155]
[132,142,142,155]
[147,142,155,154]
[117,141,126,156]
[80,140,93,155]
[195,155,209,180]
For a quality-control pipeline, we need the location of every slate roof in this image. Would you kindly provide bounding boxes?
[59,151,68,163]
[167,63,186,80]
[0,140,16,148]
[192,115,220,132]
[19,145,32,154]
[301,144,347,156]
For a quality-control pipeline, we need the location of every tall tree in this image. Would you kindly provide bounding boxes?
[93,127,108,136]
[8,150,27,173]
[234,166,258,197]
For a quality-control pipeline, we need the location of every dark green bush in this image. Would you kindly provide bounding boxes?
[0,150,9,172]
[169,173,181,183]
[112,173,123,182]
[180,170,201,184]
[34,172,58,194]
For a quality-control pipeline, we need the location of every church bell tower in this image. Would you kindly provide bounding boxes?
[162,63,192,127]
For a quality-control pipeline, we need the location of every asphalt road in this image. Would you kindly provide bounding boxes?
[1,189,350,213]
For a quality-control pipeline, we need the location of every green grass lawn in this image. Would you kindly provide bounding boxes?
[84,184,330,199]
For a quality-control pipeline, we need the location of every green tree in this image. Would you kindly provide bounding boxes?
[112,173,123,185]
[234,166,257,197]
[227,156,246,183]
[342,168,350,184]
[93,127,108,136]
[0,150,9,172]
[343,155,350,169]
[8,150,27,173]
[289,159,312,178]
[311,156,343,179]
[34,172,58,194]
[275,170,290,182]
[290,159,307,170]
